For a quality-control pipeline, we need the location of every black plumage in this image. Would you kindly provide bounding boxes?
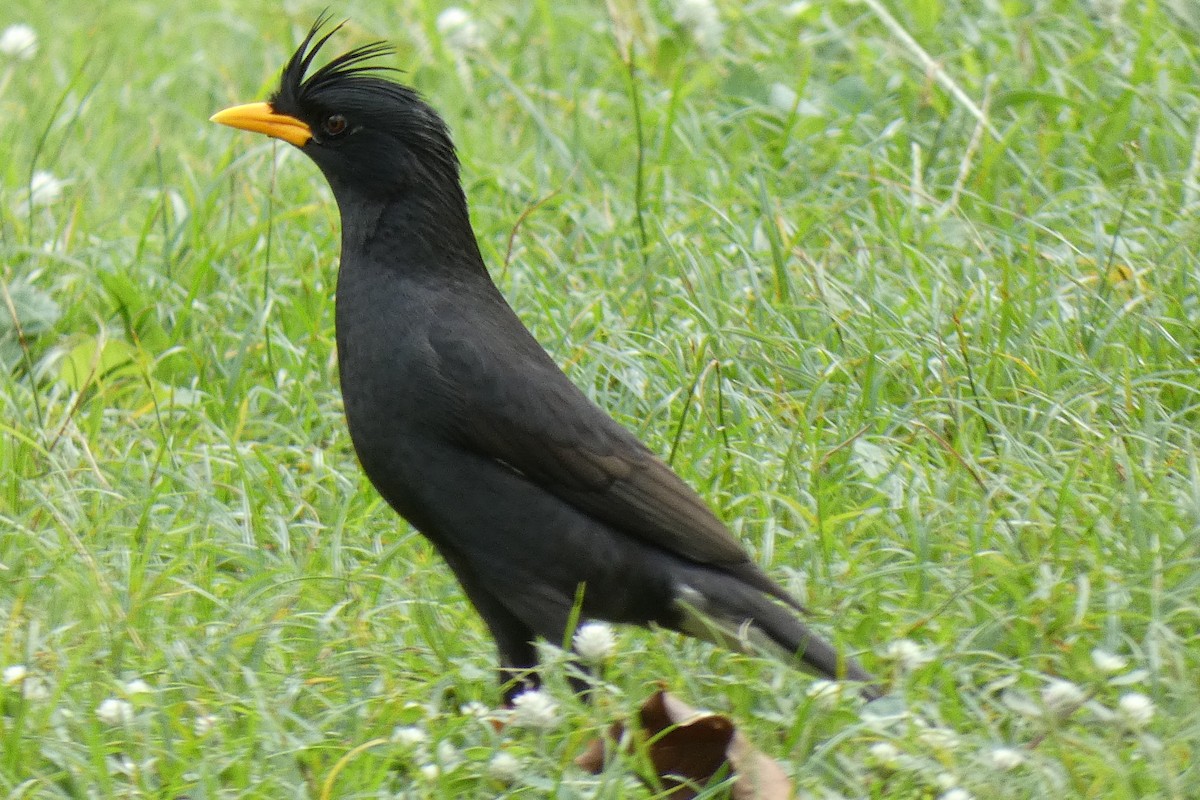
[212,17,878,701]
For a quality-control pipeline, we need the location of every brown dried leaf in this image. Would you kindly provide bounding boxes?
[576,689,792,800]
[639,689,733,795]
[574,721,625,773]
[727,730,793,800]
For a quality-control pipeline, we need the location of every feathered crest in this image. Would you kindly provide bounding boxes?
[273,12,397,108]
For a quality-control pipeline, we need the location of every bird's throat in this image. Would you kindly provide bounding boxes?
[335,192,489,281]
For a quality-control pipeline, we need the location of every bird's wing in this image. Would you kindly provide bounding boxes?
[429,315,751,568]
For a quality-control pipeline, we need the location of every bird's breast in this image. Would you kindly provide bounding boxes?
[333,263,449,490]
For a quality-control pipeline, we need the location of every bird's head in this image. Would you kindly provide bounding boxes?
[212,15,462,205]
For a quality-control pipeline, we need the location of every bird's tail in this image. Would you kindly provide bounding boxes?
[672,576,882,700]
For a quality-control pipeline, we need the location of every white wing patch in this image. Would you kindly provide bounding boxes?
[671,583,779,656]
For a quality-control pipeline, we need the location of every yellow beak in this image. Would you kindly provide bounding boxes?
[210,102,312,148]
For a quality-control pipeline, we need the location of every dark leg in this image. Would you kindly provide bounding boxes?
[438,551,541,703]
[463,585,596,702]
[565,656,595,700]
[460,579,540,703]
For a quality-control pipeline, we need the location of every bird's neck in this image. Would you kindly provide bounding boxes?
[335,188,490,281]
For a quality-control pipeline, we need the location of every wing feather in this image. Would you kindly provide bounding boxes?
[431,317,750,567]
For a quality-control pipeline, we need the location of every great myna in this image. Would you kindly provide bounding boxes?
[212,17,878,701]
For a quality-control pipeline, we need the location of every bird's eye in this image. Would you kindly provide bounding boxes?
[323,114,349,137]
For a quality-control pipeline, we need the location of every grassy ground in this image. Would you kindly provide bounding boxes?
[2,0,1198,797]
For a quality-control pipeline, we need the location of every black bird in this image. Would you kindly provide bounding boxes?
[212,17,878,701]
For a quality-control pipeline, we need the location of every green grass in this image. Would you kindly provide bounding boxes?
[2,0,1198,797]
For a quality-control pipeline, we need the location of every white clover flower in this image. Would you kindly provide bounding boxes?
[509,688,559,730]
[672,0,723,51]
[768,83,798,112]
[124,678,152,695]
[107,753,137,777]
[96,697,134,725]
[805,679,844,709]
[573,621,616,662]
[782,1,812,19]
[418,763,440,780]
[22,677,50,701]
[193,713,218,737]
[883,639,934,671]
[1091,648,1128,674]
[867,741,900,769]
[28,171,65,208]
[1117,692,1154,728]
[2,664,28,686]
[939,789,973,800]
[460,700,491,718]
[487,751,521,783]
[0,24,37,60]
[1041,678,1084,713]
[987,746,1025,770]
[918,725,959,751]
[436,8,482,52]
[391,725,428,747]
[934,772,959,789]
[435,740,460,770]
